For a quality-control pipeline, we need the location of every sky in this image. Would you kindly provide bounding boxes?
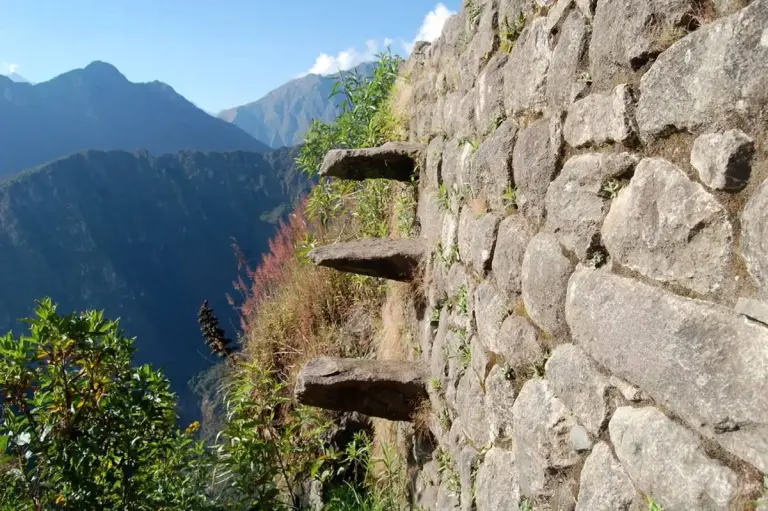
[0,1,460,113]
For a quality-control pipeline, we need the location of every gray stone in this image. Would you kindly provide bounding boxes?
[691,129,754,191]
[458,446,479,511]
[636,0,768,138]
[319,142,425,181]
[308,238,429,282]
[602,157,733,295]
[431,308,451,380]
[440,211,459,262]
[475,447,521,511]
[425,136,445,187]
[491,214,535,297]
[610,407,739,511]
[445,263,471,303]
[470,334,492,383]
[575,442,643,511]
[295,357,429,421]
[458,208,501,276]
[512,379,580,500]
[566,268,768,472]
[418,190,444,245]
[714,0,750,15]
[456,371,490,447]
[589,0,694,82]
[473,280,510,351]
[735,297,768,325]
[609,375,646,402]
[512,116,563,225]
[563,84,637,148]
[493,314,543,369]
[574,0,593,18]
[414,460,441,511]
[569,425,593,453]
[544,152,639,259]
[436,479,461,511]
[546,344,610,435]
[504,16,552,117]
[470,119,518,211]
[456,89,478,140]
[546,0,573,32]
[475,54,506,136]
[547,10,589,113]
[485,364,517,444]
[741,179,768,295]
[442,137,473,190]
[521,233,574,336]
[446,331,470,409]
[443,93,465,143]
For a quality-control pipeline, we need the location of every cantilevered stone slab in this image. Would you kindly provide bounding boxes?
[295,357,429,421]
[308,238,427,281]
[319,142,425,181]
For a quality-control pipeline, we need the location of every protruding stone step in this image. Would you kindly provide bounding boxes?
[307,238,427,281]
[295,357,429,421]
[319,142,425,181]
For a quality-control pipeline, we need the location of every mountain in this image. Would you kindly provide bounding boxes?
[0,61,270,179]
[218,62,376,148]
[0,149,309,425]
[3,72,30,83]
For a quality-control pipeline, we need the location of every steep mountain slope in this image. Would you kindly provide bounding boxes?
[218,62,375,148]
[0,149,309,424]
[2,72,29,83]
[0,61,270,178]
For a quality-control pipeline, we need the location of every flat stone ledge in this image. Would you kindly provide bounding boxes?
[307,238,428,281]
[295,357,429,421]
[319,142,425,181]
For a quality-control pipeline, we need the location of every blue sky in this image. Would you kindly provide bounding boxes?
[0,1,460,113]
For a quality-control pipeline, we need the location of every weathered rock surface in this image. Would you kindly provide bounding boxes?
[567,268,768,472]
[417,190,444,245]
[425,136,445,187]
[485,364,517,444]
[569,425,592,453]
[741,179,768,295]
[547,10,589,112]
[512,116,563,225]
[491,214,535,296]
[609,407,739,511]
[544,152,639,259]
[456,371,490,447]
[319,142,424,181]
[563,84,637,148]
[546,344,610,436]
[308,238,428,282]
[457,208,501,276]
[522,233,574,336]
[690,129,755,191]
[735,297,768,325]
[475,447,521,511]
[504,16,552,117]
[470,119,517,211]
[295,357,429,421]
[636,0,768,137]
[475,54,506,136]
[458,446,479,511]
[473,280,510,350]
[589,0,694,82]
[492,314,543,369]
[575,442,642,511]
[602,157,733,295]
[512,379,580,500]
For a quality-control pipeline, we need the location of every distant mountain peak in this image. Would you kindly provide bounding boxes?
[1,72,30,84]
[82,61,127,81]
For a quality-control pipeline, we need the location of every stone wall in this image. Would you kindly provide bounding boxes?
[399,0,768,509]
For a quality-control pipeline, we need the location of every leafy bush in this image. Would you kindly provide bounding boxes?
[0,299,212,510]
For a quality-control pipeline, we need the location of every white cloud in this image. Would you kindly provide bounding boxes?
[301,3,455,77]
[305,39,384,76]
[8,63,18,74]
[404,3,456,53]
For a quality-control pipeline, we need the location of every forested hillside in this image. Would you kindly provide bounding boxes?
[0,149,308,423]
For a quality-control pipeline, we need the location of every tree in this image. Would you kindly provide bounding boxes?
[0,299,212,510]
[197,300,235,361]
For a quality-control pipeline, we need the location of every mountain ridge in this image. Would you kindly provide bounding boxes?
[0,61,270,179]
[218,62,376,148]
